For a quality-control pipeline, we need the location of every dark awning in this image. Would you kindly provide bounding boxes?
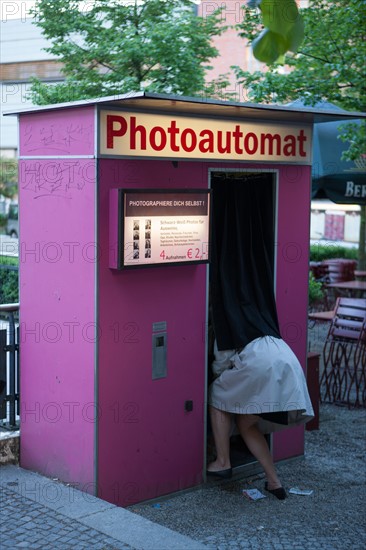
[286,100,366,205]
[312,173,366,204]
[312,117,366,204]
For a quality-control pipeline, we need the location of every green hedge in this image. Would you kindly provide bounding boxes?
[0,214,7,228]
[0,255,19,304]
[309,244,358,263]
[308,272,325,306]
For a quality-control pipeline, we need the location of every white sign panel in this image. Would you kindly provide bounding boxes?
[118,189,211,268]
[100,110,313,164]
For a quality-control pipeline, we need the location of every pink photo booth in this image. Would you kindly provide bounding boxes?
[8,93,362,506]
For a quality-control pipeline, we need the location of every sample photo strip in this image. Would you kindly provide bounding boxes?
[145,219,152,258]
[132,220,140,259]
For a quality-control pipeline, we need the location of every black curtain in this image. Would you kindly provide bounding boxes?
[210,173,281,351]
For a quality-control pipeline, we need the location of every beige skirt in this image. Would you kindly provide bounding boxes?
[208,336,314,434]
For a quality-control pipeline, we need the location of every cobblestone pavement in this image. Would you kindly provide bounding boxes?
[0,466,207,550]
[0,485,133,549]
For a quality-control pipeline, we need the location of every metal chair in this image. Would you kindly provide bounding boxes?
[320,298,366,408]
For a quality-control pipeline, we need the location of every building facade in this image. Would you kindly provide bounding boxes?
[1,17,64,157]
[1,2,262,157]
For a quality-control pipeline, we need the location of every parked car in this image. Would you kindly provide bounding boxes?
[6,203,18,238]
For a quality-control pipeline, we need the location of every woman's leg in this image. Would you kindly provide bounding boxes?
[207,405,232,471]
[236,414,282,489]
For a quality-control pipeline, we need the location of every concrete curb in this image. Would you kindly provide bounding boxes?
[0,465,207,549]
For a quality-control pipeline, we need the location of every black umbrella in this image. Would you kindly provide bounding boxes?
[288,100,366,205]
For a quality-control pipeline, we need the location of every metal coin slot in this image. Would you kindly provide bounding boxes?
[152,332,167,380]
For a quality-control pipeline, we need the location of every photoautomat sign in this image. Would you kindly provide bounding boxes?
[99,110,312,163]
[117,189,211,268]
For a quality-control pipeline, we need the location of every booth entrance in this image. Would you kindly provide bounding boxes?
[207,170,277,473]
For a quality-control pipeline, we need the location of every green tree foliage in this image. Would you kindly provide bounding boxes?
[235,0,365,133]
[236,0,366,269]
[0,157,18,199]
[30,0,226,104]
[249,0,304,64]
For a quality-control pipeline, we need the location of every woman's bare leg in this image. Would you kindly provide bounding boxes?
[207,405,232,471]
[236,414,282,489]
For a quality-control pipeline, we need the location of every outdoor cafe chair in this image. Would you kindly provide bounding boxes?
[320,297,366,408]
[310,259,357,311]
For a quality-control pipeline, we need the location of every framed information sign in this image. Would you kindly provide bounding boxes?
[111,189,211,269]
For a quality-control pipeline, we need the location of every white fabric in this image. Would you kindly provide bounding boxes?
[209,336,314,434]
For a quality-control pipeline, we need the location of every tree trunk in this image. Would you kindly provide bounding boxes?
[358,204,366,271]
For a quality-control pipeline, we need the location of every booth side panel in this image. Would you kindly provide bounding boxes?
[97,159,207,506]
[18,154,96,486]
[274,165,311,461]
[19,107,95,156]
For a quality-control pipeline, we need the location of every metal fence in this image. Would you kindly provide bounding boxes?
[0,303,20,429]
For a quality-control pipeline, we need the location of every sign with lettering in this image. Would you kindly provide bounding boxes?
[345,181,366,199]
[312,175,366,205]
[113,189,211,269]
[99,110,312,163]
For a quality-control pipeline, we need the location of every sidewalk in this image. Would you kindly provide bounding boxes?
[1,402,366,549]
[0,464,207,549]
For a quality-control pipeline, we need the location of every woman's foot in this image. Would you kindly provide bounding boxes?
[264,481,287,500]
[207,459,231,472]
[207,460,232,479]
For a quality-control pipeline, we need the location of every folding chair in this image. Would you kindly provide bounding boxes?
[320,298,366,408]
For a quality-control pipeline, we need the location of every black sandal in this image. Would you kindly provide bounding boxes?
[264,481,287,500]
[207,468,232,479]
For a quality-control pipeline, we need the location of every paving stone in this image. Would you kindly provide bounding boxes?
[0,486,134,550]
